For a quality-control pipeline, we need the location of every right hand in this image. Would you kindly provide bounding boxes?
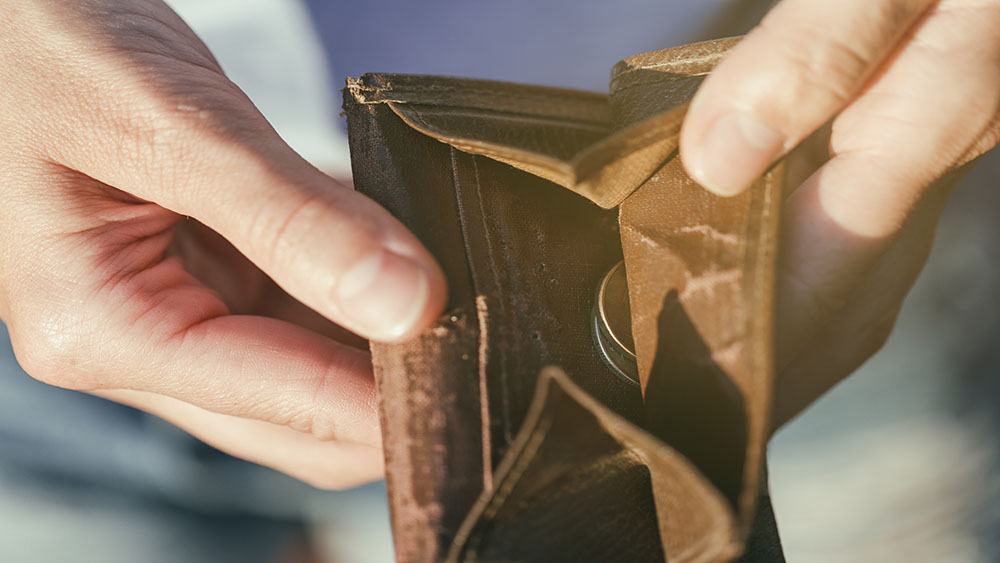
[0,0,447,489]
[680,0,999,425]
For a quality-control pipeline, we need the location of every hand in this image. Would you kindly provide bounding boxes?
[0,0,446,488]
[680,0,1000,425]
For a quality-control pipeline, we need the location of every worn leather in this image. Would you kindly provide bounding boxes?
[342,38,784,563]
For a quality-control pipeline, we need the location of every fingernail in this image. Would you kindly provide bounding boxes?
[335,249,429,341]
[691,111,784,196]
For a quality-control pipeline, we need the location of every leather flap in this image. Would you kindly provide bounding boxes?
[345,38,739,209]
[613,36,781,534]
[344,73,686,209]
[446,367,740,563]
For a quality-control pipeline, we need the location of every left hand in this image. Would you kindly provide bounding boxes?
[680,0,1000,425]
[0,0,447,489]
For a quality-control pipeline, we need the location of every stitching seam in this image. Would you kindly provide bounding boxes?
[450,149,495,494]
[461,405,557,561]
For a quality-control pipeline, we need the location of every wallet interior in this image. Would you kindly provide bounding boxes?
[343,36,783,563]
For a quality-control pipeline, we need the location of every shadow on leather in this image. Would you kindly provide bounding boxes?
[644,289,748,509]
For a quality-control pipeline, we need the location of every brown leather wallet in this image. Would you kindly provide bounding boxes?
[342,38,784,563]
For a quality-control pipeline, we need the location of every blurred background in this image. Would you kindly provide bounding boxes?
[0,0,996,561]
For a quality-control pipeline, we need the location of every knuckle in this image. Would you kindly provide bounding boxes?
[138,77,256,144]
[78,48,268,201]
[772,29,869,107]
[7,311,92,390]
[290,353,377,444]
[112,80,296,219]
[117,79,255,173]
[261,193,326,271]
[749,16,881,131]
[275,382,340,443]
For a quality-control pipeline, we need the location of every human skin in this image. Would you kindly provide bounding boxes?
[681,0,1000,426]
[0,0,447,489]
[0,0,997,490]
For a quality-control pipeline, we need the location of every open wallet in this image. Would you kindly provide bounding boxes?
[341,38,786,563]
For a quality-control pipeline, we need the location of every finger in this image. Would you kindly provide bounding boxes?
[681,0,935,195]
[2,164,382,448]
[167,149,447,344]
[96,388,384,490]
[778,163,968,369]
[139,313,383,447]
[17,303,384,448]
[777,4,1000,359]
[128,108,444,344]
[22,7,446,342]
[773,186,944,428]
[168,218,368,348]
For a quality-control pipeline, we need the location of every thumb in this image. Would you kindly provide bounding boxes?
[170,133,449,342]
[46,59,447,342]
[180,149,448,343]
[680,0,935,196]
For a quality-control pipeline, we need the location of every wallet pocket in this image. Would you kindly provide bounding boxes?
[446,368,735,563]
